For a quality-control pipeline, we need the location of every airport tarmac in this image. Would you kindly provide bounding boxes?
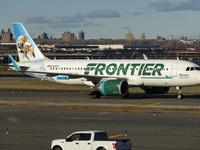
[0,90,200,150]
[1,107,200,150]
[0,90,200,112]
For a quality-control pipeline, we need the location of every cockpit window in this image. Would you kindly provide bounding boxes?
[195,67,200,70]
[186,67,200,71]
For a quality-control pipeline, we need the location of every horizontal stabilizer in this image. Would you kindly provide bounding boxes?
[9,55,29,71]
[9,55,20,70]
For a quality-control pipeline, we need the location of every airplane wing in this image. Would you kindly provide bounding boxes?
[25,70,123,82]
[8,55,122,82]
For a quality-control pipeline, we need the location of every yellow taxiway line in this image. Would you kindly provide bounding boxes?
[132,103,162,107]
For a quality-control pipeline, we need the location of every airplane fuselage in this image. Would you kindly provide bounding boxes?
[23,59,200,88]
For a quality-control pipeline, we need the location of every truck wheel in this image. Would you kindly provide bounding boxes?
[97,147,106,150]
[53,146,62,150]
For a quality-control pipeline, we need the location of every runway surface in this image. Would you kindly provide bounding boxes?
[1,108,200,150]
[0,90,200,150]
[0,90,200,111]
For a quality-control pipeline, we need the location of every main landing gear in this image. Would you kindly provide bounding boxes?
[176,86,184,99]
[91,91,101,98]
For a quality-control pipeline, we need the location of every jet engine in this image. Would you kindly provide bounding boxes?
[143,87,170,94]
[98,79,129,96]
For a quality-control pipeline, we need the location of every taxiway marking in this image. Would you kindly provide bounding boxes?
[132,103,162,107]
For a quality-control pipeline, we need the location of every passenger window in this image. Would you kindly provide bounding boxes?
[94,132,108,141]
[67,133,91,141]
[79,134,91,141]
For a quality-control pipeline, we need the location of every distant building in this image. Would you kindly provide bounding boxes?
[198,36,200,42]
[157,35,161,40]
[79,31,84,40]
[1,29,13,42]
[62,32,76,41]
[180,35,188,41]
[62,32,67,41]
[169,34,173,41]
[140,33,146,40]
[0,30,5,41]
[41,32,48,39]
[126,31,135,41]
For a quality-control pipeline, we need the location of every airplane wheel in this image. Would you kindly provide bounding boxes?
[123,92,129,97]
[91,91,101,98]
[177,94,184,99]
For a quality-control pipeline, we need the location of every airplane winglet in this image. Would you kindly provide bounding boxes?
[9,55,20,70]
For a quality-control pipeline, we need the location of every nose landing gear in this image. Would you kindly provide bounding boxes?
[176,86,184,99]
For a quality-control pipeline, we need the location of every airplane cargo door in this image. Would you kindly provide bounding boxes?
[171,63,179,77]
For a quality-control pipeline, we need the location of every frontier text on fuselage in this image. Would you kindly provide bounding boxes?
[84,63,165,76]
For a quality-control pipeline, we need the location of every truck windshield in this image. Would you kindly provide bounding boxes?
[94,132,108,141]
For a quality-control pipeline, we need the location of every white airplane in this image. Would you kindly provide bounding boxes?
[9,23,200,99]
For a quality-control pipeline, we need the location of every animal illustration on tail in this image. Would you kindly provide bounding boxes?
[17,34,35,60]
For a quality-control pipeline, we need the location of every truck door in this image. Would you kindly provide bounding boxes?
[78,133,92,150]
[171,62,179,77]
[65,133,80,150]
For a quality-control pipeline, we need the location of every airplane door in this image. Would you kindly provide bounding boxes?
[171,63,179,77]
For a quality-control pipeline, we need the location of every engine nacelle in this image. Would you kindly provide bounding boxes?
[143,87,170,94]
[98,79,129,96]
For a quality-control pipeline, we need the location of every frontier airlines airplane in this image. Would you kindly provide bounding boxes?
[9,23,200,99]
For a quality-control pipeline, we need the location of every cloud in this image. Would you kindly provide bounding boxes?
[120,26,132,30]
[87,9,121,18]
[36,26,46,30]
[51,13,85,24]
[25,13,86,29]
[82,22,104,27]
[149,0,200,12]
[48,23,81,28]
[25,13,85,24]
[130,12,143,16]
[25,16,50,23]
[25,9,120,29]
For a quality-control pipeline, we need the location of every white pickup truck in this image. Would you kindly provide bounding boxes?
[51,131,132,150]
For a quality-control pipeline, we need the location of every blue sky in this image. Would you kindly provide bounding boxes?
[1,0,200,39]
